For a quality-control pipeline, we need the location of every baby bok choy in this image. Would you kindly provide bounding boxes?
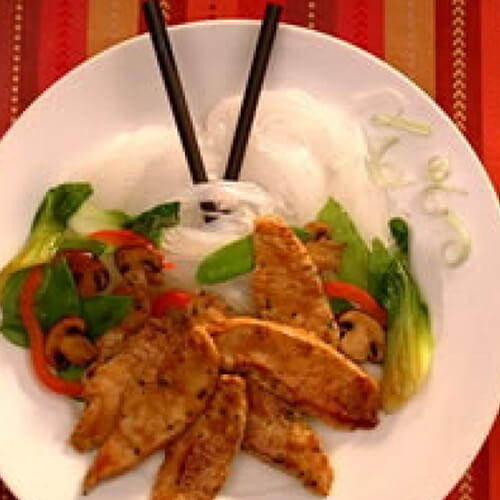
[369,218,434,411]
[0,183,92,296]
[68,199,180,246]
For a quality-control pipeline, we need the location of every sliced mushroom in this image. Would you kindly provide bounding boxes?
[304,221,333,241]
[338,310,385,363]
[61,250,110,297]
[114,246,164,286]
[45,316,97,369]
[60,335,98,366]
[304,222,346,276]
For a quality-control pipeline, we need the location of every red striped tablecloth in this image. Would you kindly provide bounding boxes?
[0,1,499,500]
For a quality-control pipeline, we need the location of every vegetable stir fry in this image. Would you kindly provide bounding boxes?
[0,181,436,498]
[0,183,181,394]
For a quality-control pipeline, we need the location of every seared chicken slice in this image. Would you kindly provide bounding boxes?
[186,292,333,493]
[212,317,379,428]
[188,293,333,494]
[244,380,332,496]
[303,221,345,279]
[71,342,137,452]
[253,215,339,346]
[94,326,128,364]
[113,278,152,332]
[186,291,233,334]
[151,375,247,500]
[70,320,220,493]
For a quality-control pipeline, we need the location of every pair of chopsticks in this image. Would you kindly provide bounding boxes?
[143,0,281,195]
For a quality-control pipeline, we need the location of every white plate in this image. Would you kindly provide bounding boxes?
[0,21,500,500]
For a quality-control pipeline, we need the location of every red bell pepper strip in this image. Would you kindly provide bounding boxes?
[88,229,153,249]
[324,281,388,326]
[88,229,174,269]
[19,267,84,398]
[162,260,175,270]
[151,290,193,317]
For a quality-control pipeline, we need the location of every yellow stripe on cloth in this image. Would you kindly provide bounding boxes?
[9,0,24,124]
[384,0,436,98]
[87,0,140,57]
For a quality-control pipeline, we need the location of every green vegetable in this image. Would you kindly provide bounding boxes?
[1,258,81,347]
[81,295,133,339]
[1,257,132,348]
[59,237,107,255]
[58,365,85,382]
[197,235,254,285]
[388,217,409,259]
[0,183,92,296]
[196,227,310,285]
[67,200,180,245]
[367,238,393,301]
[36,258,81,332]
[68,201,130,235]
[317,198,371,289]
[329,298,353,315]
[370,218,434,412]
[126,202,180,245]
[292,227,310,241]
[32,183,93,228]
[1,269,30,347]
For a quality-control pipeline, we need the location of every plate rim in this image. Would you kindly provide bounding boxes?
[0,19,499,500]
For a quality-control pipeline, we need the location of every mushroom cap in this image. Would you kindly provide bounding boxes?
[45,316,97,368]
[114,246,164,286]
[61,250,110,298]
[338,310,386,363]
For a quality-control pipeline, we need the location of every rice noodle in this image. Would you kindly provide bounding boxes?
[163,180,288,260]
[70,90,394,310]
[176,180,291,232]
[205,90,389,243]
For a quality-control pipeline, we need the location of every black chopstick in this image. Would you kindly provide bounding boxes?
[223,3,282,181]
[143,0,208,184]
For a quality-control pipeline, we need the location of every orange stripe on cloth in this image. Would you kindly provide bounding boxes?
[480,0,500,194]
[87,0,140,57]
[384,0,435,98]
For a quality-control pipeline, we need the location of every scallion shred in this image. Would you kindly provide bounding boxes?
[366,137,414,189]
[441,212,471,266]
[419,156,470,266]
[427,156,450,183]
[371,113,432,136]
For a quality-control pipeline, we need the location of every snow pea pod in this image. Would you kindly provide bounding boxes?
[196,227,309,285]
